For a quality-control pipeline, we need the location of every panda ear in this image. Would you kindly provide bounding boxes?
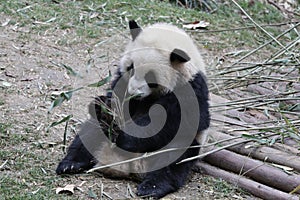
[170,48,191,63]
[129,20,142,41]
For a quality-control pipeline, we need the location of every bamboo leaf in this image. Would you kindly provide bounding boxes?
[124,93,142,102]
[88,188,97,198]
[49,96,65,111]
[50,61,82,77]
[48,87,84,112]
[48,115,72,129]
[241,134,269,144]
[61,63,82,77]
[87,75,111,88]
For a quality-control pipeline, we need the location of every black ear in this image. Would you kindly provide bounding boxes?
[170,48,191,63]
[129,20,142,41]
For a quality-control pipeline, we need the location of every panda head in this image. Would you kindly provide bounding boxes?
[119,20,205,98]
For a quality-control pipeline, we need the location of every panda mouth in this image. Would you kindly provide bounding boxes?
[147,83,159,89]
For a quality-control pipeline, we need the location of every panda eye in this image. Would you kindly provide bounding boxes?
[145,71,158,89]
[126,64,134,72]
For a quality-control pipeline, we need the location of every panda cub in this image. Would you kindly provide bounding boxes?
[56,20,210,198]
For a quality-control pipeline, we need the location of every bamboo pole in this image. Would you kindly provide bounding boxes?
[209,130,300,172]
[203,149,300,194]
[196,162,299,200]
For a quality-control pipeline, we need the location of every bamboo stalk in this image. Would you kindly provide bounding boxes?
[203,149,300,194]
[209,130,300,172]
[228,22,300,68]
[195,162,299,200]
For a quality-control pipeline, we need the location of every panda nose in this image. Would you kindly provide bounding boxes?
[128,77,151,97]
[128,86,142,95]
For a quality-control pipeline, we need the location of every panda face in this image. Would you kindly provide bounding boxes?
[121,48,179,98]
[118,21,205,98]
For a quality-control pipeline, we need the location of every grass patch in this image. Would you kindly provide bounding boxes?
[1,0,288,48]
[203,176,249,198]
[0,98,5,106]
[0,122,11,134]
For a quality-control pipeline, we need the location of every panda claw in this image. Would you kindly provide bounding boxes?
[137,180,174,199]
[56,161,87,175]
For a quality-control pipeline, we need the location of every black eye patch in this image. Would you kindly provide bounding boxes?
[126,64,134,72]
[145,71,158,88]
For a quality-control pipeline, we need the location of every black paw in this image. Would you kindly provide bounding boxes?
[56,160,93,175]
[137,179,175,199]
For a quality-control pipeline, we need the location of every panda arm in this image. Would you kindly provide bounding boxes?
[115,96,182,153]
[190,72,210,132]
[88,69,124,132]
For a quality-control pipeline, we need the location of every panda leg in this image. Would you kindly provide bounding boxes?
[56,119,103,175]
[137,160,195,198]
[137,144,199,198]
[56,134,96,174]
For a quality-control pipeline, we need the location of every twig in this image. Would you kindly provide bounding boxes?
[87,131,278,172]
[230,0,285,49]
[210,90,299,108]
[0,160,8,169]
[265,36,300,63]
[177,133,279,164]
[228,121,300,132]
[192,21,300,34]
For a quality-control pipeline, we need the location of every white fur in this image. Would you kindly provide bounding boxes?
[94,142,145,179]
[120,23,206,97]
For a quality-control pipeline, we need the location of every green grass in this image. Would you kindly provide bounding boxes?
[0,98,4,106]
[0,0,288,48]
[0,122,10,134]
[202,176,250,198]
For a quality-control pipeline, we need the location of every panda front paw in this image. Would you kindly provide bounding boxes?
[56,160,93,175]
[137,179,175,199]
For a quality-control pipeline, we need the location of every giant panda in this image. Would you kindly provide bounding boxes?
[56,20,210,198]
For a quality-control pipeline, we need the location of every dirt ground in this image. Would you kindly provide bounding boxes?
[0,17,264,199]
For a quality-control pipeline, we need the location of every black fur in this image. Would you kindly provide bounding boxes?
[56,71,210,198]
[129,20,142,41]
[170,48,191,63]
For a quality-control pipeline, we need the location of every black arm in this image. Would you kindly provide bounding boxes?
[116,93,181,153]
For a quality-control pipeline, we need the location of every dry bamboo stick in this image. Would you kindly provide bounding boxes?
[209,130,300,172]
[195,161,299,200]
[228,22,300,68]
[203,149,300,194]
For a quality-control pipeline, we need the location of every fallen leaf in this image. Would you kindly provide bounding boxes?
[1,18,10,27]
[2,81,12,87]
[56,184,76,195]
[183,21,209,30]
